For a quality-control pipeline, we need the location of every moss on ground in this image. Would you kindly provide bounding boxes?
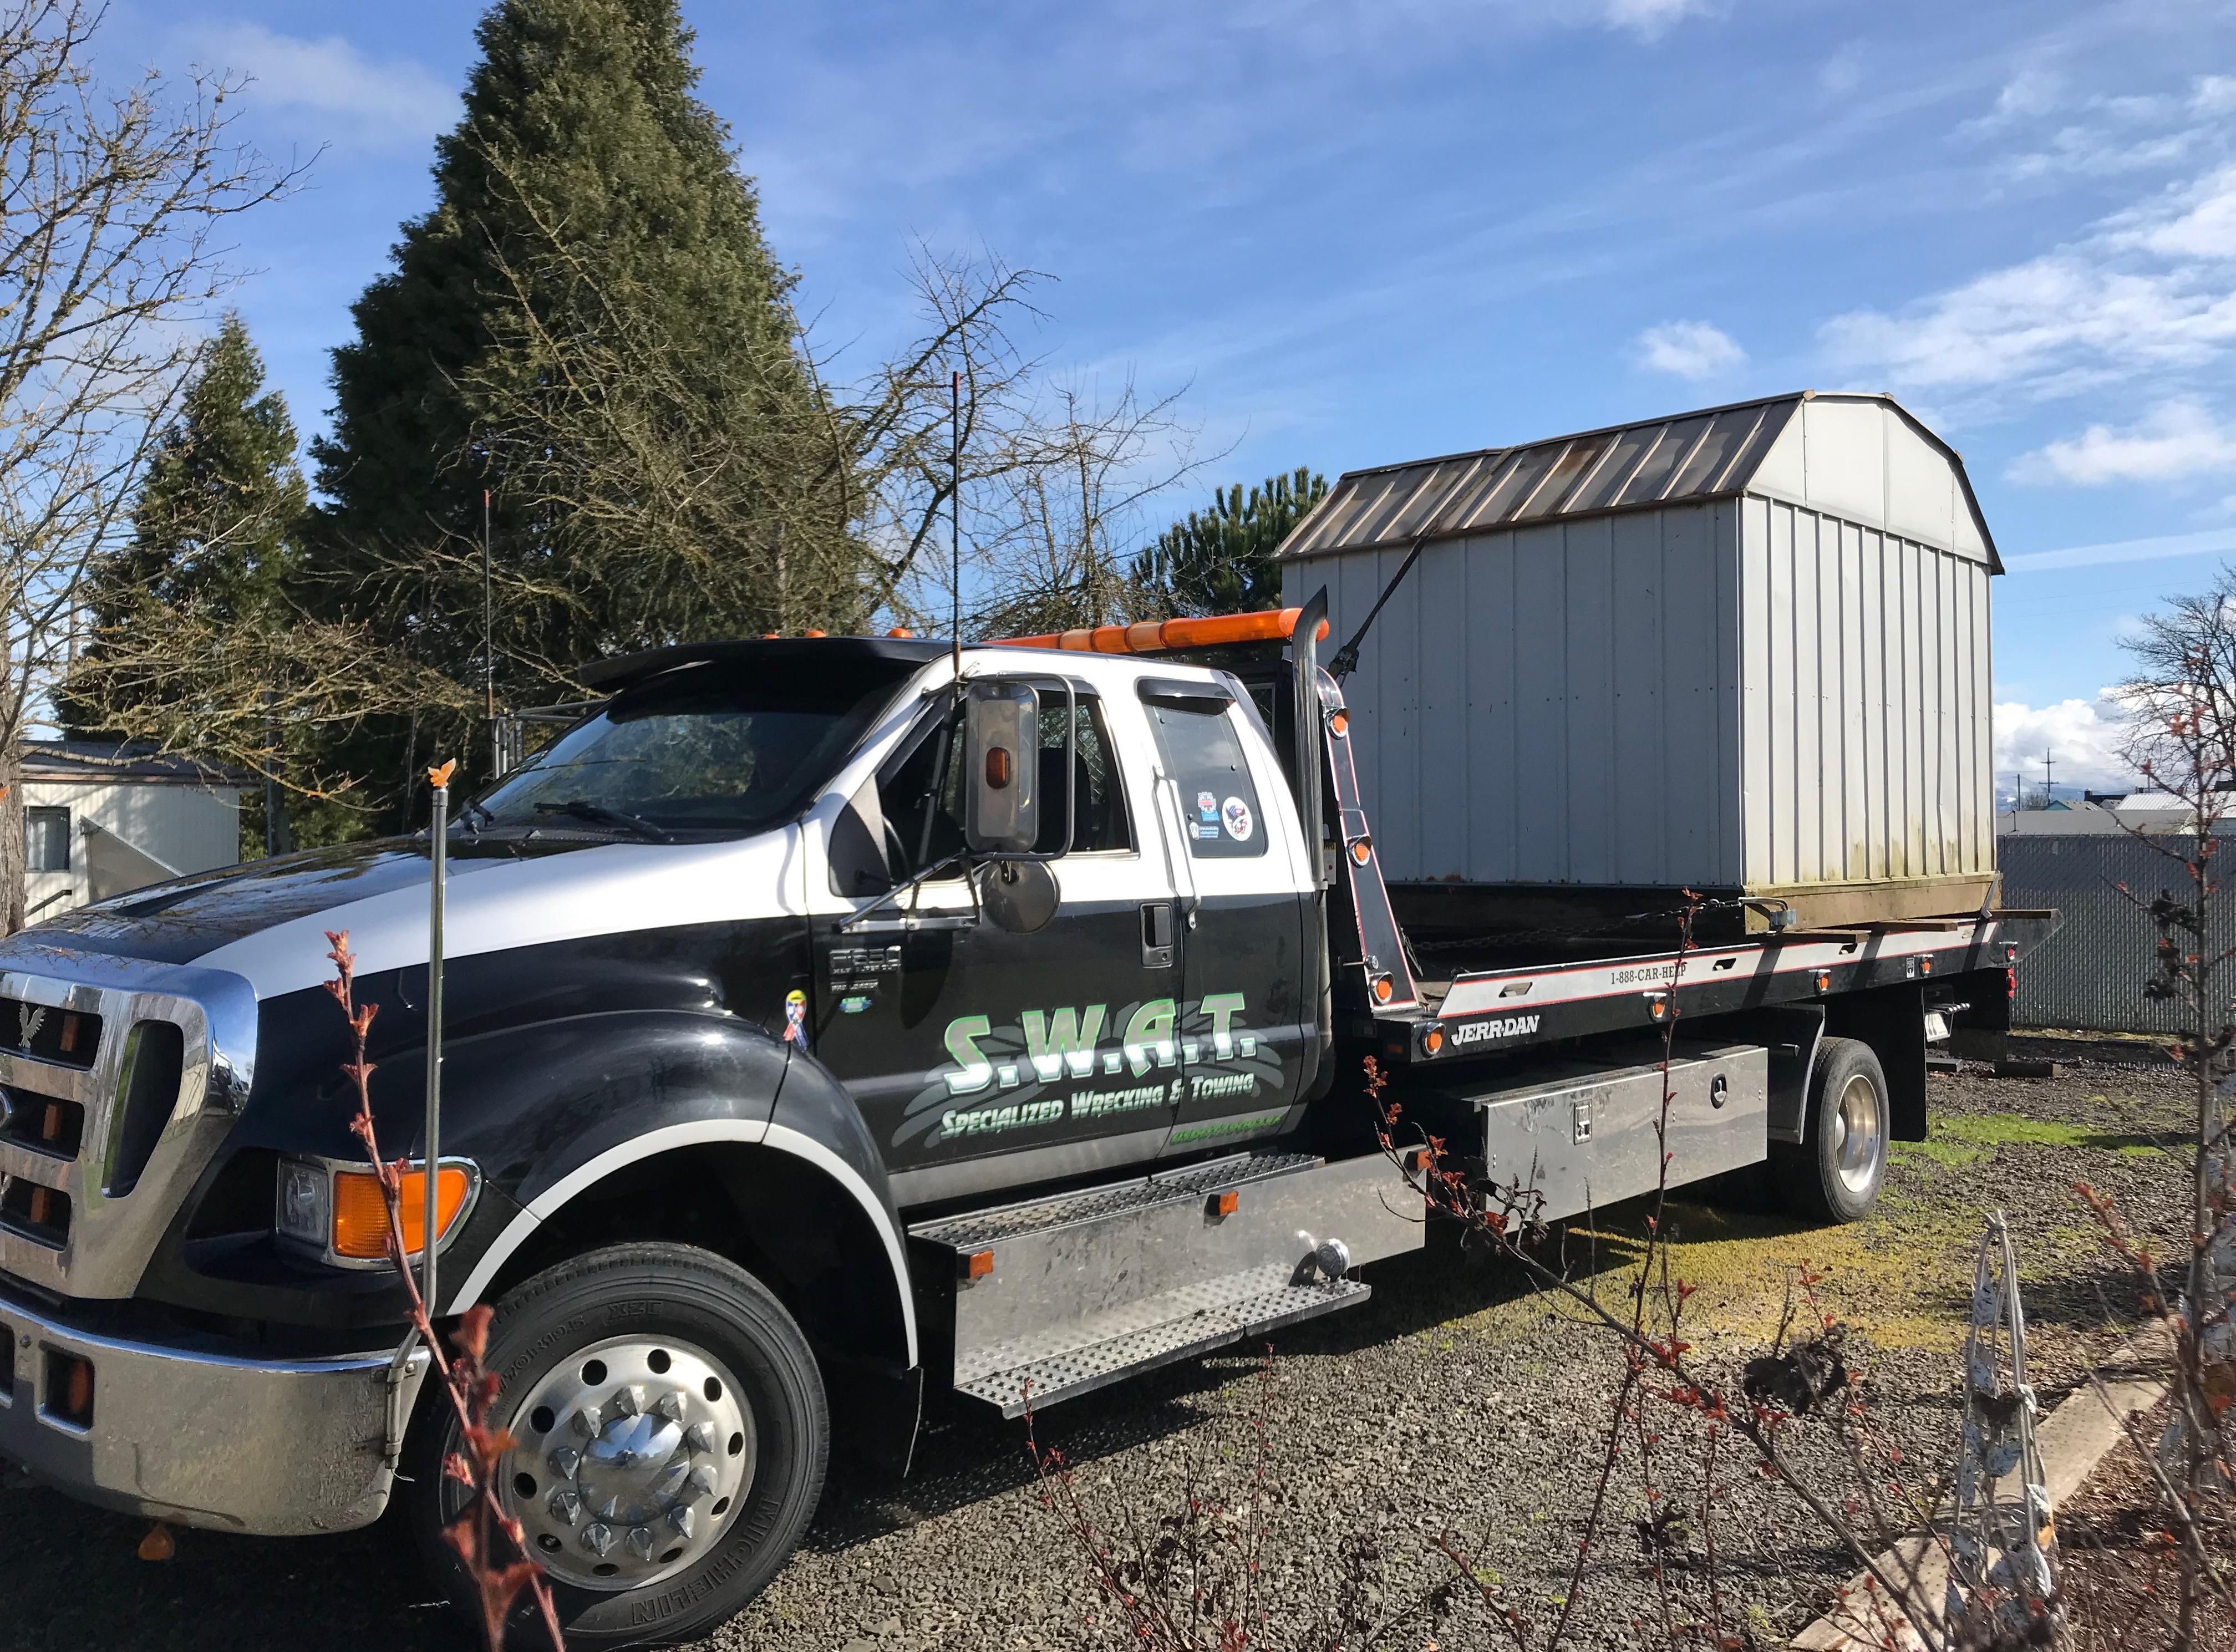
[1443,1102,2168,1362]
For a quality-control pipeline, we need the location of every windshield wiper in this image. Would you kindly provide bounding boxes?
[533,800,675,842]
[459,799,496,835]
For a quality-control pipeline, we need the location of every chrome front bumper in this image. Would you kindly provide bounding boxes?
[0,1290,431,1536]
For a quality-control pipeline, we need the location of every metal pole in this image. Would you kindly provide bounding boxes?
[482,490,496,779]
[423,760,453,1315]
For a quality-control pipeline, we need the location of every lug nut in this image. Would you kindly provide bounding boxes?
[668,1506,696,1539]
[625,1526,655,1560]
[684,1421,717,1455]
[681,1465,716,1503]
[548,1446,581,1481]
[582,1522,614,1557]
[609,1384,644,1417]
[547,1489,581,1526]
[653,1390,687,1423]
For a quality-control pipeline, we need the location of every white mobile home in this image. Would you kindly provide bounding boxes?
[1279,391,2000,932]
[22,743,247,921]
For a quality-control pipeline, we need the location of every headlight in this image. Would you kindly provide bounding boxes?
[276,1158,328,1248]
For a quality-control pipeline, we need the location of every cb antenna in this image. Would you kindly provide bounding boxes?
[951,368,962,681]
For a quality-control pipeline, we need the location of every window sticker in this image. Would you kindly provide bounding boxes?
[1221,797,1254,842]
[782,989,809,1046]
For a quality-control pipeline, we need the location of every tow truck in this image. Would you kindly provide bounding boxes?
[0,598,2016,1644]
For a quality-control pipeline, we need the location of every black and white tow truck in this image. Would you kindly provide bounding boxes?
[0,598,2018,1644]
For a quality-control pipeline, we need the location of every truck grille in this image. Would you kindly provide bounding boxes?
[0,993,100,1069]
[0,958,254,1298]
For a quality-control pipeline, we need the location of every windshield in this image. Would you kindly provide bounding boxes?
[476,659,919,838]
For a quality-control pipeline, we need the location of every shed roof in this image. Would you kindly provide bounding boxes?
[1278,391,2001,572]
[21,740,253,787]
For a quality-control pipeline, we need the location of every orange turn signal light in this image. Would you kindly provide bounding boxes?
[1372,974,1395,1004]
[963,1249,995,1280]
[1422,1026,1444,1056]
[1814,970,1832,993]
[331,1164,472,1260]
[1209,1190,1240,1218]
[1350,838,1373,865]
[1330,711,1349,737]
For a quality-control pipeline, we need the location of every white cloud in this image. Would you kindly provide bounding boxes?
[2193,75,2236,116]
[1820,162,2236,399]
[1633,319,1745,379]
[2001,526,2236,572]
[1598,0,1710,39]
[1994,694,2135,793]
[1961,68,2064,135]
[186,24,455,146]
[1818,42,1865,97]
[2010,398,2236,485]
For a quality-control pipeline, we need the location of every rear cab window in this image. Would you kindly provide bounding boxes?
[1141,684,1266,860]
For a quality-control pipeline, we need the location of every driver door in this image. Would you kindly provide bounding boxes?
[807,683,1185,1208]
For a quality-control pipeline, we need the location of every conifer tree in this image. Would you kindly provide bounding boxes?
[69,316,353,853]
[1131,467,1330,618]
[308,0,840,821]
[84,313,304,629]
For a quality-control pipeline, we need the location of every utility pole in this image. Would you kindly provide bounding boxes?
[2042,745,2053,806]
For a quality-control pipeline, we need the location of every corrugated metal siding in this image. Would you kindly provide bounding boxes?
[1999,834,2229,1033]
[1738,498,1993,889]
[1283,500,1742,887]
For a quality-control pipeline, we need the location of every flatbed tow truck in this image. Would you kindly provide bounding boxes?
[0,597,2019,1645]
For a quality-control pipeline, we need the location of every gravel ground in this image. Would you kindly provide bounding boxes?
[2056,1397,2235,1652]
[0,1050,2194,1651]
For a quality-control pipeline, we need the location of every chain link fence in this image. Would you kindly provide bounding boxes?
[1997,832,2231,1033]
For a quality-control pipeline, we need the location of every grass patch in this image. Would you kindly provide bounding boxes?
[1932,1112,2164,1157]
[1892,1138,1989,1171]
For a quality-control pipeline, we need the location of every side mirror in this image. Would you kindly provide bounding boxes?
[963,681,1040,854]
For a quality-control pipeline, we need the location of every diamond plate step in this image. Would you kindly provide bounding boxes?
[954,1264,1371,1418]
[909,1151,1320,1252]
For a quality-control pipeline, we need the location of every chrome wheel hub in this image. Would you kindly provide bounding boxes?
[505,1336,755,1590]
[1831,1072,1884,1195]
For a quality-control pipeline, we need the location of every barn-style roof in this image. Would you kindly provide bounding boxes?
[1278,390,2000,572]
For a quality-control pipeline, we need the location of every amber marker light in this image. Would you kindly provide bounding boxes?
[1421,1025,1445,1056]
[1350,837,1373,865]
[1330,711,1349,737]
[331,1163,473,1261]
[1372,974,1395,1004]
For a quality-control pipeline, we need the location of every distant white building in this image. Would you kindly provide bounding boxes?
[21,743,248,921]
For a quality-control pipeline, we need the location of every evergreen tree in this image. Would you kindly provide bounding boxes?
[68,316,332,855]
[83,313,304,629]
[308,0,842,824]
[65,316,443,854]
[1131,467,1329,618]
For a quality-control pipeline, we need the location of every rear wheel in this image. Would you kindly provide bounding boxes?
[1773,1036,1888,1224]
[408,1242,827,1648]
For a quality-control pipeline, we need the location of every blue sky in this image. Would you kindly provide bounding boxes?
[89,0,2236,793]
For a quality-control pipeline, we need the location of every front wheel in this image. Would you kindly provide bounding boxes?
[406,1242,828,1648]
[1772,1036,1888,1224]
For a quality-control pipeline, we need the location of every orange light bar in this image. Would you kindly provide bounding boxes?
[332,1164,472,1260]
[992,607,1332,655]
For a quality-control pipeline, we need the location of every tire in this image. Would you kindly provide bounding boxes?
[406,1242,828,1648]
[1772,1036,1888,1224]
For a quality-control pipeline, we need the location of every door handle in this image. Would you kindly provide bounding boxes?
[1140,901,1175,969]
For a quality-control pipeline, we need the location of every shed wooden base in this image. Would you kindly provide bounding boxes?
[1389,873,1998,946]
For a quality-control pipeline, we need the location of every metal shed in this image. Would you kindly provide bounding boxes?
[1278,391,2001,932]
